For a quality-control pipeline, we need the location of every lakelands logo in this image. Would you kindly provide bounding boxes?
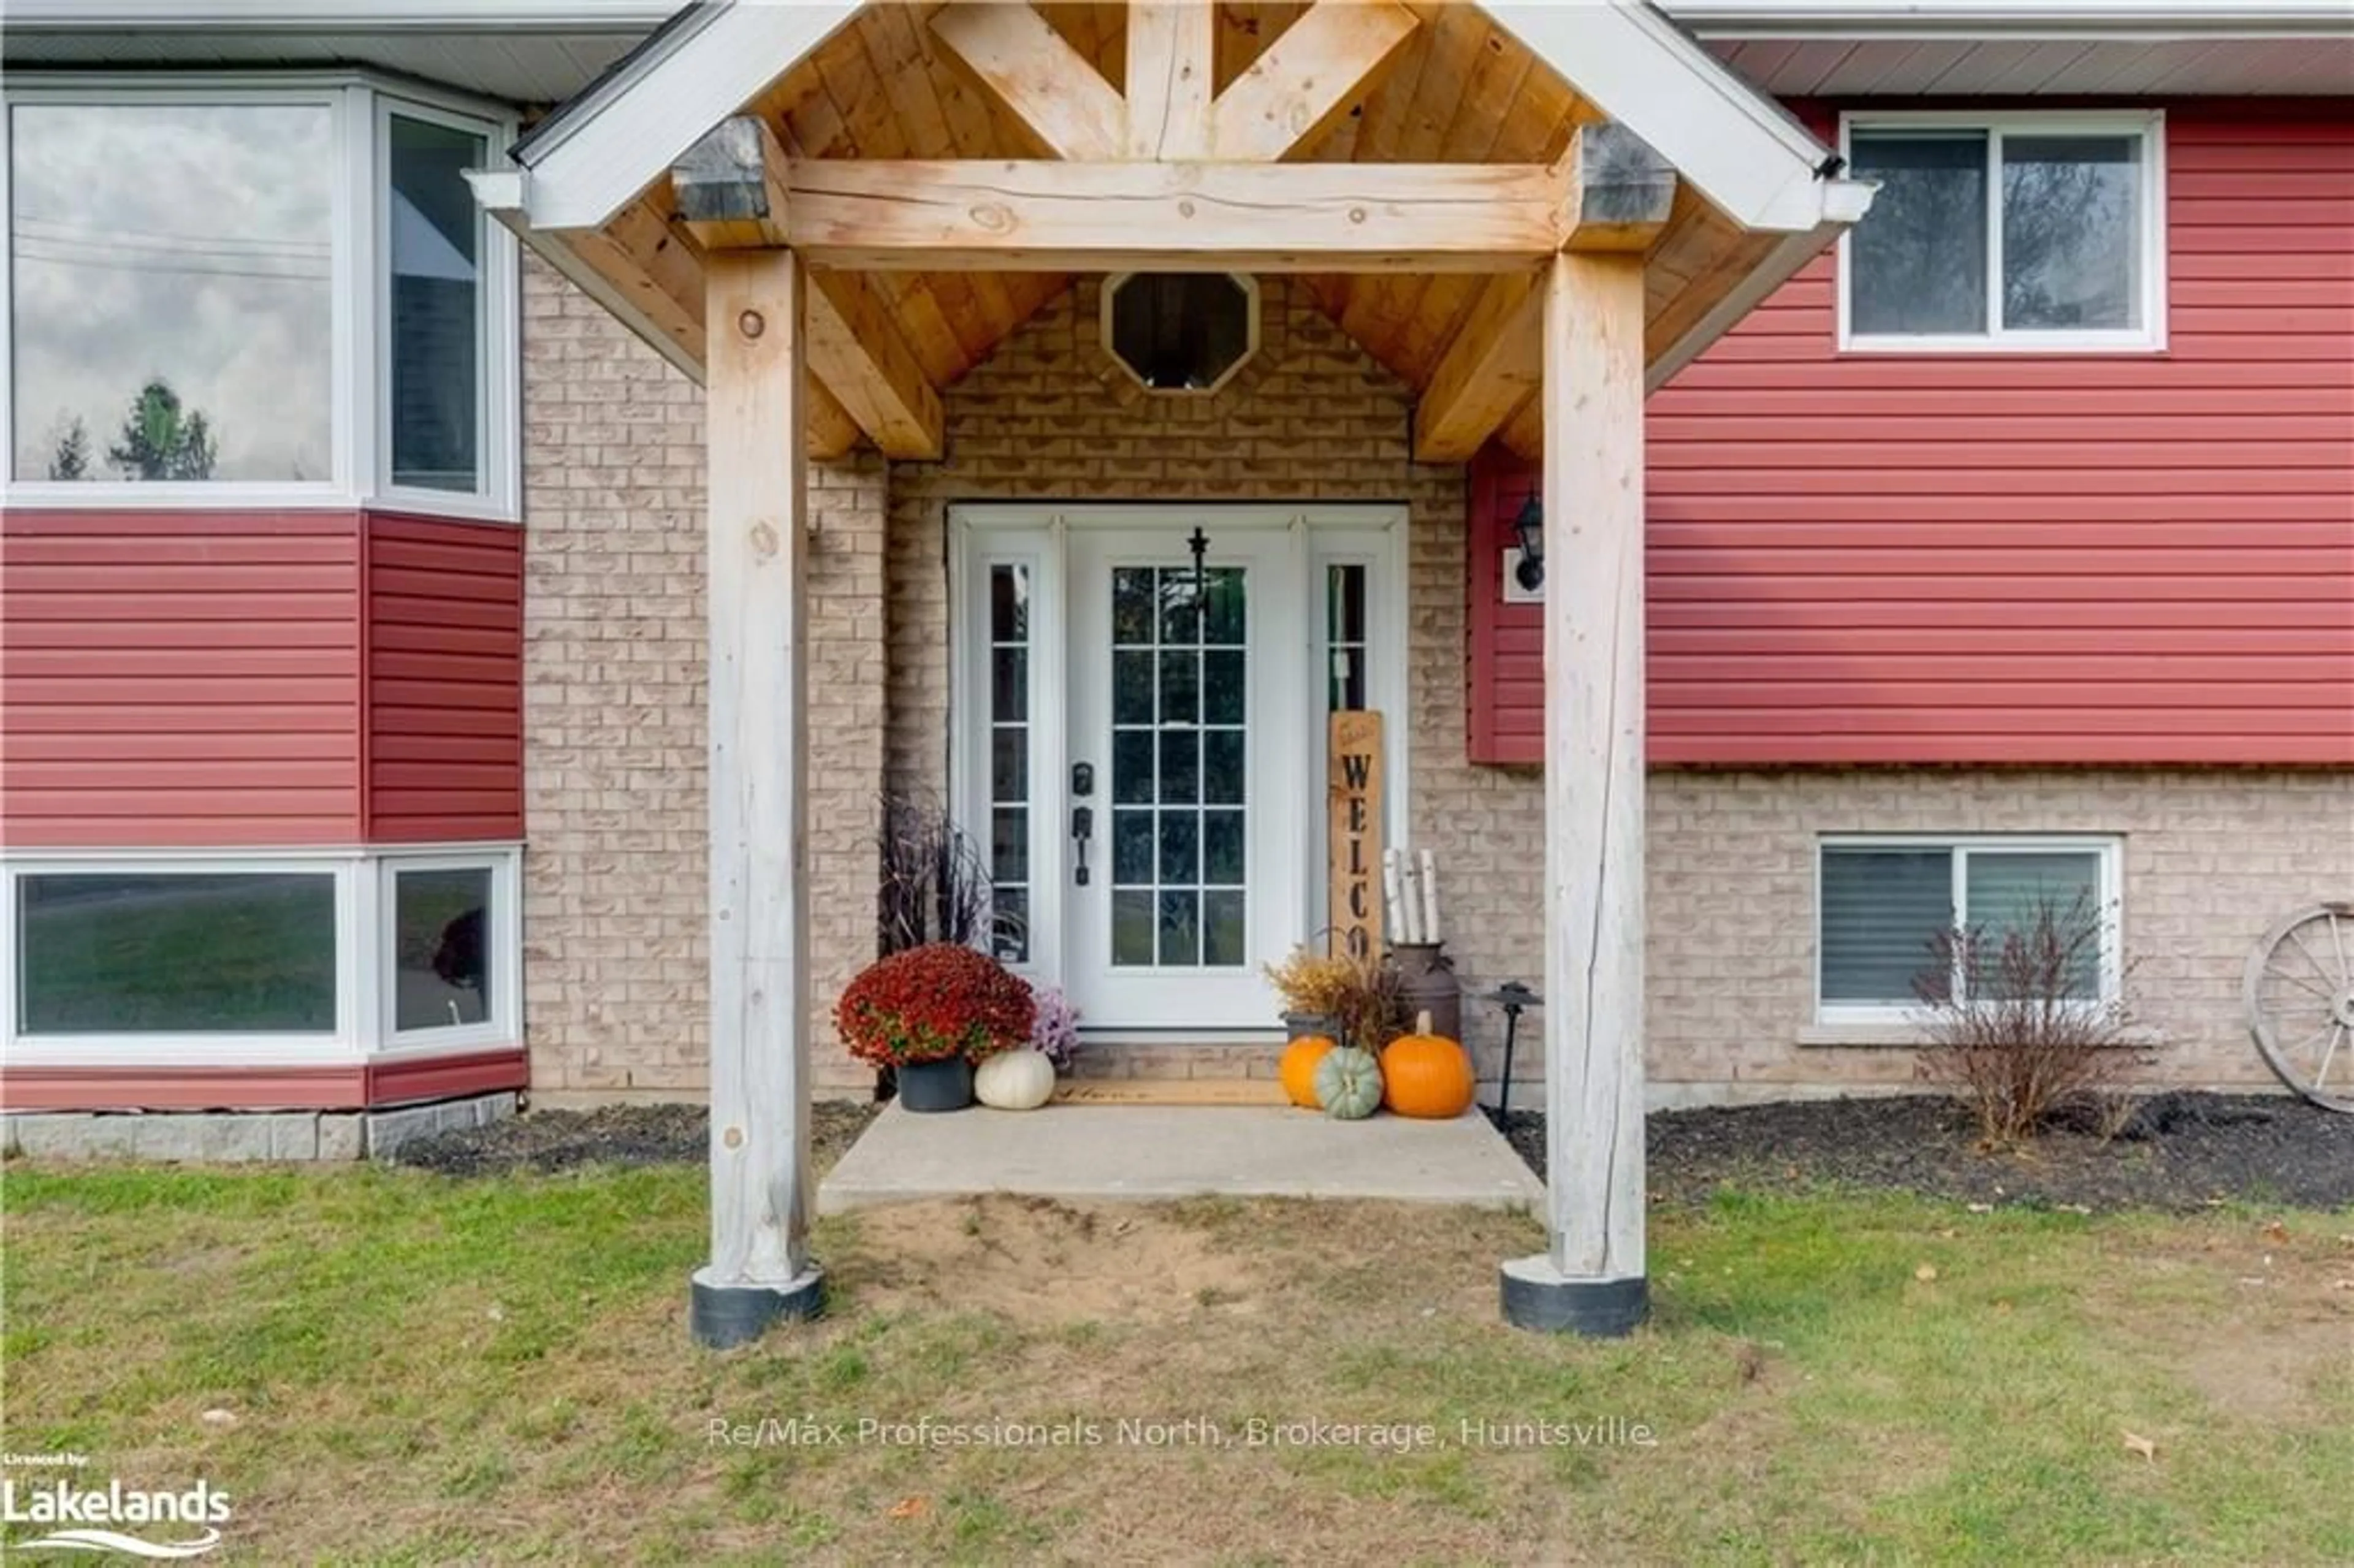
[2,1477,231,1559]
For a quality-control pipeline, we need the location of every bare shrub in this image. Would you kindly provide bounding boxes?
[1913,891,2139,1147]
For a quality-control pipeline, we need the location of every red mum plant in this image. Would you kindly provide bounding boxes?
[834,943,1035,1070]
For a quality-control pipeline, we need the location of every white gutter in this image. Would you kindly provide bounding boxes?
[1667,1,2354,37]
[1,0,677,31]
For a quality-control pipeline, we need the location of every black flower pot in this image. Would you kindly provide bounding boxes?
[897,1056,974,1113]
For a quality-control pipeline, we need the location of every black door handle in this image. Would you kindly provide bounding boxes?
[1072,805,1094,886]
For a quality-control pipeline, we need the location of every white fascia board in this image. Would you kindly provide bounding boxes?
[1486,1,1843,234]
[2,0,676,30]
[509,0,861,233]
[468,169,706,382]
[1668,1,2354,37]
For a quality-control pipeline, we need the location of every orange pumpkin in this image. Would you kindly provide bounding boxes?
[1381,1011,1476,1120]
[1279,1035,1339,1109]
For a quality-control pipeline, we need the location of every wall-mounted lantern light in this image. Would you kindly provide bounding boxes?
[1512,491,1545,593]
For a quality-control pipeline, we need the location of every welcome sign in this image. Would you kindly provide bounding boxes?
[1327,710,1385,962]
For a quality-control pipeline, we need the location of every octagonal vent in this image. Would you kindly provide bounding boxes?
[1103,272,1259,394]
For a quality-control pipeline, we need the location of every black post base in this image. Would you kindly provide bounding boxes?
[690,1264,826,1349]
[1499,1255,1648,1337]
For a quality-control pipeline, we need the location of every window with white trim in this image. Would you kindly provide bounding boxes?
[2,848,518,1060]
[2,78,517,514]
[1841,113,2165,352]
[15,869,343,1036]
[1817,838,2122,1022]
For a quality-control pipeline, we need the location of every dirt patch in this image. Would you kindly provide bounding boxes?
[1493,1092,2354,1212]
[842,1195,1259,1326]
[389,1100,878,1178]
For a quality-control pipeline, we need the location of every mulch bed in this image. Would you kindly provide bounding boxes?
[392,1100,878,1179]
[1493,1092,2354,1212]
[392,1091,2353,1212]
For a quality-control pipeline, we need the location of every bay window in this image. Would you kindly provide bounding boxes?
[1841,113,2165,351]
[3,850,517,1062]
[2,77,517,514]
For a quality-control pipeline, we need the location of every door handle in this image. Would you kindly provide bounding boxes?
[1072,805,1094,887]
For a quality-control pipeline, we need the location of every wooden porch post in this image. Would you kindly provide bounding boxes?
[1501,248,1650,1337]
[688,245,825,1346]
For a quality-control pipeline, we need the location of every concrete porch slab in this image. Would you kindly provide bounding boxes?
[818,1103,1544,1215]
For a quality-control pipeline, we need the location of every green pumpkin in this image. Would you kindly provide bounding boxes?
[1314,1046,1384,1121]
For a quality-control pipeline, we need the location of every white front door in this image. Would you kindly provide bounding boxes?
[954,505,1406,1038]
[1062,524,1305,1028]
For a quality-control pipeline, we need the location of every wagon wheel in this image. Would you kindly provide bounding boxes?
[2244,902,2354,1114]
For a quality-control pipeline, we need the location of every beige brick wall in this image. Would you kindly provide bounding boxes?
[519,257,882,1102]
[887,276,1561,1079]
[523,256,2352,1108]
[1640,768,2354,1102]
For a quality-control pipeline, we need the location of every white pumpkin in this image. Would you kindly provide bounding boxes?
[973,1048,1056,1111]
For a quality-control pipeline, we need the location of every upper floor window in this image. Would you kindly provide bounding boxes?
[1841,113,2165,353]
[4,80,517,516]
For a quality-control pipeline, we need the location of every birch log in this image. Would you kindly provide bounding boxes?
[1412,843,1431,942]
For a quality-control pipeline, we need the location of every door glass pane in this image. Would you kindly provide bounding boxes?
[1108,561,1247,969]
[2002,135,2141,332]
[987,565,1031,962]
[1112,889,1156,966]
[1157,890,1200,967]
[1327,564,1369,712]
[1848,131,1989,336]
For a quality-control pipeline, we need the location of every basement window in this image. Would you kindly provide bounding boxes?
[1817,837,2122,1024]
[1105,273,1258,394]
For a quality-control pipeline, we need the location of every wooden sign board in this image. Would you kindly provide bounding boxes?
[1328,710,1384,962]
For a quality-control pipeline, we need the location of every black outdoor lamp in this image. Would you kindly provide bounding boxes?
[1511,490,1544,592]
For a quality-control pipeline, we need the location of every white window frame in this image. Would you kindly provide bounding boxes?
[1,844,520,1067]
[2,850,366,1065]
[376,849,520,1056]
[373,93,522,522]
[0,72,520,519]
[1814,834,2124,1027]
[1837,110,2168,355]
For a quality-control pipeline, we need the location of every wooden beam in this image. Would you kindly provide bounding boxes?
[1412,273,1539,462]
[1208,0,1419,162]
[690,245,823,1346]
[1560,121,1678,253]
[665,121,936,457]
[1504,248,1650,1338]
[1124,1,1215,159]
[672,116,792,251]
[808,271,945,460]
[930,0,1127,162]
[780,159,1571,272]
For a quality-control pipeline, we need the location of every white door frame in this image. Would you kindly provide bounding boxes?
[949,502,1410,1035]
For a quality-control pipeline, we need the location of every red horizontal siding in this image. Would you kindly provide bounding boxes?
[362,513,525,842]
[0,1047,525,1113]
[1,511,365,845]
[1471,102,2354,767]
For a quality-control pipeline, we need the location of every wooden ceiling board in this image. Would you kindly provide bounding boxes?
[563,2,1799,462]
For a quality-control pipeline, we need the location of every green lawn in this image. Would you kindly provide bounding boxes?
[2,1162,2347,1564]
